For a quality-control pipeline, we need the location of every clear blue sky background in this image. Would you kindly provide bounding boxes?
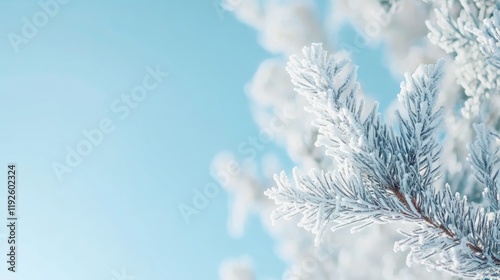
[0,1,399,279]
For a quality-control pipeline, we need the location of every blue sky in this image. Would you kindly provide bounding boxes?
[0,1,399,279]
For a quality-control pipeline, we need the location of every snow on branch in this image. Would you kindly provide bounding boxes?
[266,44,500,279]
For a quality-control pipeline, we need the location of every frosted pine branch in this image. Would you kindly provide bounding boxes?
[468,123,500,211]
[266,44,500,279]
[476,9,500,69]
[427,0,500,117]
[286,44,398,190]
[267,167,421,245]
[267,168,500,278]
[395,58,444,196]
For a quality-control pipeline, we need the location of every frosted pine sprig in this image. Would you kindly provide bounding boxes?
[265,44,500,279]
[468,123,500,211]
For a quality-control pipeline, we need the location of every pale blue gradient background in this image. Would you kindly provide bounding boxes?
[0,1,399,279]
